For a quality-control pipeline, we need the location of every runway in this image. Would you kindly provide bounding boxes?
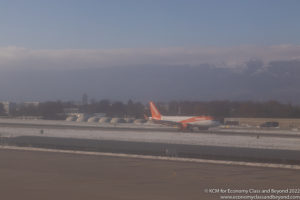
[1,118,300,137]
[1,118,300,165]
[2,136,300,165]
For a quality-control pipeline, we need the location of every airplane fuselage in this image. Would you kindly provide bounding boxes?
[149,101,220,130]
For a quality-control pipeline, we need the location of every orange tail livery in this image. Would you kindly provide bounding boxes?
[149,101,162,120]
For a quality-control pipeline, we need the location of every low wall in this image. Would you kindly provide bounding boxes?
[224,118,300,129]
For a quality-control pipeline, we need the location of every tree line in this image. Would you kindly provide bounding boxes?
[155,100,300,121]
[1,100,300,120]
[0,100,145,119]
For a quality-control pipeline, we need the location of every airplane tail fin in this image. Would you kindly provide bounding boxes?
[149,101,162,120]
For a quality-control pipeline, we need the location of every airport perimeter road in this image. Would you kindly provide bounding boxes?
[0,149,299,200]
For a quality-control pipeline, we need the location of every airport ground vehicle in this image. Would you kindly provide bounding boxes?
[260,121,279,128]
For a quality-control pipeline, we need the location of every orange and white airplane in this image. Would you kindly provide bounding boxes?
[148,101,219,131]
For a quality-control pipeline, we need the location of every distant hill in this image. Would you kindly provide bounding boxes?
[0,60,300,104]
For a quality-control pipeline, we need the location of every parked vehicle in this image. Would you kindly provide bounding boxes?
[260,121,279,128]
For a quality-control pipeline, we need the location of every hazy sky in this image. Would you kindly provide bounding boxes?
[1,0,300,102]
[0,0,300,49]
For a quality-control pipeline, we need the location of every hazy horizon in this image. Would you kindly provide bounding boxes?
[1,1,300,103]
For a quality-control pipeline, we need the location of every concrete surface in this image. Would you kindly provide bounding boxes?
[0,149,299,200]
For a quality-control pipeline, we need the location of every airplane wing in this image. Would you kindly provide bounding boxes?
[151,119,180,127]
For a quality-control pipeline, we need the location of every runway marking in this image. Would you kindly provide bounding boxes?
[1,145,300,170]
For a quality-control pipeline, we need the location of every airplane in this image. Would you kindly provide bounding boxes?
[148,101,220,131]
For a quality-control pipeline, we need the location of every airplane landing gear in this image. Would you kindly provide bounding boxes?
[178,124,194,132]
